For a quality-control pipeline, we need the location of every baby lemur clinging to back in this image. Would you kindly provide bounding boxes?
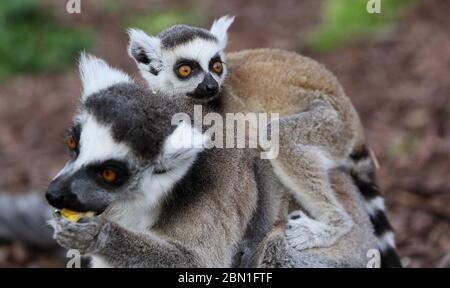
[128,16,401,267]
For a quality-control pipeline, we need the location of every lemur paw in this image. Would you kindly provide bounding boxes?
[285,210,352,251]
[49,213,109,255]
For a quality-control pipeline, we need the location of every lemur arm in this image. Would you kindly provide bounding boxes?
[93,221,201,268]
[50,214,201,268]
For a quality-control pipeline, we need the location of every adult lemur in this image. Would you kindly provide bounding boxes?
[45,55,383,268]
[127,16,401,267]
[46,54,258,267]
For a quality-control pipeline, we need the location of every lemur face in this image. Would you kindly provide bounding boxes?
[128,16,234,102]
[46,54,206,216]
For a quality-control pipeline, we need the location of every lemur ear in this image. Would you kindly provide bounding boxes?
[161,122,208,164]
[128,29,162,75]
[78,53,133,101]
[210,15,235,49]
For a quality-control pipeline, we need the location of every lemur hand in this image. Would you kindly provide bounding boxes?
[50,212,109,255]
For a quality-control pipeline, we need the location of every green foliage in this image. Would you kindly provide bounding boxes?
[128,8,207,35]
[0,0,94,81]
[307,0,414,52]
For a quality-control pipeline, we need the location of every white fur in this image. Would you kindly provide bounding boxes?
[128,29,161,59]
[127,29,163,74]
[103,196,162,234]
[152,38,226,97]
[73,114,132,170]
[210,15,235,49]
[379,231,396,250]
[52,114,132,179]
[364,196,386,217]
[90,256,113,268]
[163,121,207,157]
[79,53,133,100]
[139,123,206,209]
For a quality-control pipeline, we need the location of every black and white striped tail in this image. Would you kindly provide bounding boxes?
[350,146,402,268]
[0,192,58,249]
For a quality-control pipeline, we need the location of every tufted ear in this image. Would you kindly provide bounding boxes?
[127,29,163,75]
[210,15,235,49]
[78,53,133,102]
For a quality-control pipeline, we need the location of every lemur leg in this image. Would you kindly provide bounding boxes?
[266,100,354,251]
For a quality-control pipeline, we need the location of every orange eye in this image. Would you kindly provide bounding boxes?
[178,65,192,77]
[67,135,77,150]
[212,61,223,74]
[101,169,118,183]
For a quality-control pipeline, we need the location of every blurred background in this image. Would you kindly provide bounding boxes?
[0,0,448,267]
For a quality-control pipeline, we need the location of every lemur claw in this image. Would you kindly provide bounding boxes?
[285,210,352,251]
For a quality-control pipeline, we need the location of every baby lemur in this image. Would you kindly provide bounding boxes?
[128,16,401,266]
[47,54,258,267]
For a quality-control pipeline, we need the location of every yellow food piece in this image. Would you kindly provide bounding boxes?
[61,208,95,223]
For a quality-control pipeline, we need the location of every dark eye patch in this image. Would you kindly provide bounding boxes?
[173,58,202,80]
[87,160,130,189]
[131,47,151,65]
[209,55,223,76]
[67,123,81,159]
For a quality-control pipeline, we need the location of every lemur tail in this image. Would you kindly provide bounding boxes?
[0,192,58,249]
[349,146,402,268]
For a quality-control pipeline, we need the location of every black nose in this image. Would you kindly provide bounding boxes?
[205,82,218,95]
[46,180,65,208]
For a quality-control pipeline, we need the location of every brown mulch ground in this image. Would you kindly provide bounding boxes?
[0,0,448,267]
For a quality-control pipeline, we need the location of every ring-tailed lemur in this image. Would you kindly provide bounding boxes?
[127,16,401,267]
[45,54,259,267]
[46,55,385,268]
[0,55,386,268]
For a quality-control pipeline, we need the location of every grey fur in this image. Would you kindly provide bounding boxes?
[158,24,217,49]
[84,83,177,160]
